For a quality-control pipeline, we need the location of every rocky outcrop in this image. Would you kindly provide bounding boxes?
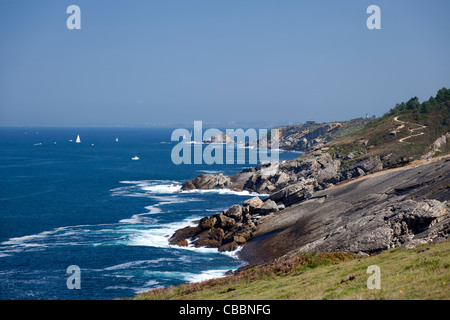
[168,195,276,251]
[181,153,384,194]
[339,156,383,180]
[202,132,234,144]
[421,132,450,159]
[181,173,231,190]
[266,182,314,207]
[298,199,449,254]
[238,158,450,263]
[274,122,343,151]
[175,150,407,255]
[173,152,450,259]
[170,180,315,251]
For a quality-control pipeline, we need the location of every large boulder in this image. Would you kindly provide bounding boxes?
[199,216,217,230]
[193,228,225,248]
[181,173,230,190]
[268,182,314,206]
[168,226,201,247]
[254,199,279,215]
[242,197,264,211]
[225,204,243,222]
[214,213,240,230]
[356,156,383,173]
[340,156,383,182]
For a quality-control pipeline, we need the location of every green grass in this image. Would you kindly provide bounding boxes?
[130,241,450,300]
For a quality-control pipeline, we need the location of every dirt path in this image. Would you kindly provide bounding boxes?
[394,116,427,143]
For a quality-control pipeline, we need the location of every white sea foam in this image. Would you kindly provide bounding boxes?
[142,269,230,284]
[221,245,243,259]
[104,258,177,271]
[0,226,70,248]
[196,170,222,174]
[182,188,262,196]
[0,223,120,254]
[140,184,182,193]
[125,217,199,249]
[124,216,244,260]
[183,269,230,283]
[114,179,264,197]
[111,180,182,198]
[105,280,160,294]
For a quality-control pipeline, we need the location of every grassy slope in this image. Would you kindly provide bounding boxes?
[277,88,450,168]
[324,88,450,165]
[132,241,450,300]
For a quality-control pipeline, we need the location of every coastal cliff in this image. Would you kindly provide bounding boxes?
[170,88,450,263]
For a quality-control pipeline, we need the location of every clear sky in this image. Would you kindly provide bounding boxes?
[0,0,449,127]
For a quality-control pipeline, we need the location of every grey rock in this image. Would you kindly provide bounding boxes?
[254,199,279,215]
[357,156,383,173]
[268,182,314,206]
[242,197,264,210]
[181,173,230,190]
[238,159,450,263]
[225,204,243,221]
[345,152,355,160]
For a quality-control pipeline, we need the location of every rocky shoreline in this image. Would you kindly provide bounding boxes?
[169,153,450,263]
[180,152,386,194]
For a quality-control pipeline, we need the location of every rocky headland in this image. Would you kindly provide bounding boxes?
[170,88,450,265]
[171,153,450,259]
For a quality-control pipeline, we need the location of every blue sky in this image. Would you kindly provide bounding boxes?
[0,0,449,126]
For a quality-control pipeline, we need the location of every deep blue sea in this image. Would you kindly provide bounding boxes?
[0,127,299,300]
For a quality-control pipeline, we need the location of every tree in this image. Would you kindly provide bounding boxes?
[406,97,420,111]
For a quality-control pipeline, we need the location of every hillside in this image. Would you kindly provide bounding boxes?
[319,87,450,167]
[131,240,450,300]
[203,88,450,163]
[267,117,371,152]
[261,87,450,164]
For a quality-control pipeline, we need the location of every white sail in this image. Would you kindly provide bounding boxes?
[115,137,119,142]
[76,135,81,143]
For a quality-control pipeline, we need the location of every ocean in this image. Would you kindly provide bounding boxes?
[0,127,299,300]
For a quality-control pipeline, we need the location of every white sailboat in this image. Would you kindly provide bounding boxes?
[76,135,81,143]
[115,137,119,142]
